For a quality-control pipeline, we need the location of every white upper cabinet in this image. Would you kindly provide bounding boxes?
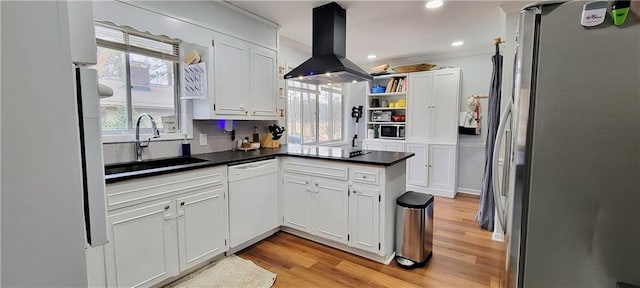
[407,72,432,141]
[212,33,251,116]
[250,46,278,117]
[406,68,460,143]
[193,32,278,120]
[430,69,460,143]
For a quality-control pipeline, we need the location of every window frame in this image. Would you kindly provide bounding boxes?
[285,80,345,145]
[95,22,182,141]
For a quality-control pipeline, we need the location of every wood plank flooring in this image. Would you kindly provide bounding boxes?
[238,194,505,287]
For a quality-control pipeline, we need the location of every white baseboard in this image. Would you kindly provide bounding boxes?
[458,188,481,195]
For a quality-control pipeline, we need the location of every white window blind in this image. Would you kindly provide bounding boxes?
[95,22,180,62]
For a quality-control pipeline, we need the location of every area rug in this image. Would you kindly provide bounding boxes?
[166,255,276,288]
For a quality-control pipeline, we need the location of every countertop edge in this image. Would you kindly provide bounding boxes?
[105,149,414,184]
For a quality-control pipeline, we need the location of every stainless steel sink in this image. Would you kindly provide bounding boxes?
[104,157,209,175]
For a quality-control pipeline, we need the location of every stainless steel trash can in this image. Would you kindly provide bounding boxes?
[395,191,434,268]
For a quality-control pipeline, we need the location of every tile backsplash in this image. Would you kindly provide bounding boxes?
[102,119,280,164]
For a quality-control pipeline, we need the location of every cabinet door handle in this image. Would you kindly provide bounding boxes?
[164,205,170,210]
[315,183,318,186]
[180,201,185,206]
[177,211,185,217]
[164,214,172,221]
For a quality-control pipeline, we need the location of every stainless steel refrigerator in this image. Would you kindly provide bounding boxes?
[493,2,640,287]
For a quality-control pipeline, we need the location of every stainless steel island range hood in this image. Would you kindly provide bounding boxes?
[284,2,372,85]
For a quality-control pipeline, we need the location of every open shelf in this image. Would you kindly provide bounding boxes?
[367,92,407,97]
[369,107,406,110]
[367,121,406,125]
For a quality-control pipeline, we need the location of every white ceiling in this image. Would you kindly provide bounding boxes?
[227,1,523,66]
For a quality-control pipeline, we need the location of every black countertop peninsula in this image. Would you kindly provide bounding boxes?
[105,145,414,184]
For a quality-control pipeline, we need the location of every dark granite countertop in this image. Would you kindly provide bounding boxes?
[105,145,414,184]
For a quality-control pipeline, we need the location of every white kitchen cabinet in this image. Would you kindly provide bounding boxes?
[177,188,227,271]
[212,32,250,116]
[405,142,428,187]
[348,183,380,254]
[428,144,456,193]
[282,173,349,243]
[282,173,313,234]
[313,178,349,244]
[280,157,406,264]
[102,167,228,288]
[104,200,179,288]
[193,32,278,120]
[407,72,432,141]
[430,69,461,143]
[405,142,458,198]
[406,68,460,143]
[250,45,278,117]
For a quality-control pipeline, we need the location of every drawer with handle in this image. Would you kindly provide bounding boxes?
[349,167,380,185]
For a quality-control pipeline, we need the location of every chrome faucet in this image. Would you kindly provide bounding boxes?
[135,113,161,161]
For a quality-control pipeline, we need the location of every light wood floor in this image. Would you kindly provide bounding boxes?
[238,194,505,287]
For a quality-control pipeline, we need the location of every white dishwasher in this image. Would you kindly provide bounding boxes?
[228,158,279,248]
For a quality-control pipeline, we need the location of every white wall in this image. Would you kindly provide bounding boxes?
[1,1,88,286]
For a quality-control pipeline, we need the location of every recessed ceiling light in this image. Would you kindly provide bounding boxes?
[352,80,357,83]
[426,0,443,9]
[451,41,464,47]
[325,72,331,76]
[367,54,377,59]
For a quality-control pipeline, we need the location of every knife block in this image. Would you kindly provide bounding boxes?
[260,134,280,148]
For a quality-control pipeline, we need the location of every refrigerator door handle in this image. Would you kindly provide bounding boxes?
[502,129,512,197]
[492,100,512,231]
[77,67,109,247]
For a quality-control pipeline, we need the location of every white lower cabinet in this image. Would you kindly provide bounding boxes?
[404,142,458,198]
[428,144,456,192]
[104,200,178,288]
[313,178,349,244]
[102,167,228,288]
[348,183,380,254]
[177,188,227,271]
[280,157,404,263]
[282,174,313,234]
[405,142,428,187]
[282,173,348,243]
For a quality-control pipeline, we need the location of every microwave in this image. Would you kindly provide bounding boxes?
[379,124,405,139]
[372,111,392,122]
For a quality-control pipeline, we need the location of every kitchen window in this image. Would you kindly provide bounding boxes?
[93,23,180,135]
[286,80,343,144]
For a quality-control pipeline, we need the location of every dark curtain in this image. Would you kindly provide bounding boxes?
[477,45,503,231]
